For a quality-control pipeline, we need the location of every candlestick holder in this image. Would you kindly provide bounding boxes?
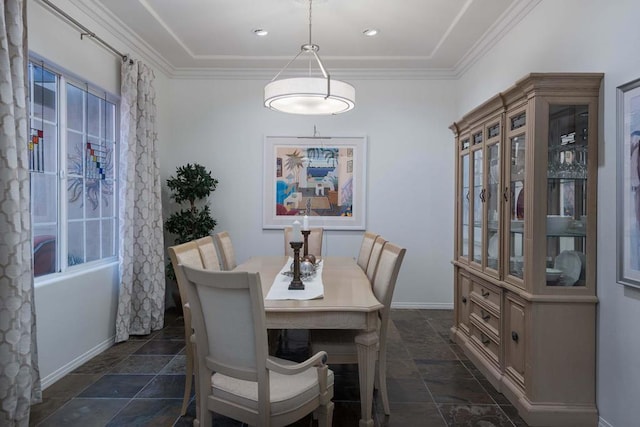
[288,241,304,290]
[301,230,311,257]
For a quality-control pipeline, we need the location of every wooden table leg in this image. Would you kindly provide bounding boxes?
[355,330,378,427]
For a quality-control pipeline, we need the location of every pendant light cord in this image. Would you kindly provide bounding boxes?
[308,0,313,45]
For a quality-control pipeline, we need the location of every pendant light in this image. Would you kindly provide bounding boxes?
[264,0,355,115]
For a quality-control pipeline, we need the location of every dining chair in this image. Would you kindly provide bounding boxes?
[284,226,323,257]
[309,242,406,415]
[365,236,387,282]
[356,231,379,272]
[178,266,335,427]
[214,231,237,270]
[195,235,221,270]
[167,240,204,416]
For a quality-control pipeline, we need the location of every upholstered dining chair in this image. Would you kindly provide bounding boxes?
[283,226,323,257]
[178,266,335,427]
[356,231,379,272]
[310,242,406,416]
[195,235,221,270]
[167,240,204,416]
[214,231,237,270]
[365,236,387,282]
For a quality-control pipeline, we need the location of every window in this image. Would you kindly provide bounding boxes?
[29,60,118,278]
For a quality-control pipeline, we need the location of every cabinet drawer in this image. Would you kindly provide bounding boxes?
[470,301,500,338]
[471,280,501,312]
[469,322,500,368]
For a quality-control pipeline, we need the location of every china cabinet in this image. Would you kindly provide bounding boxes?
[450,73,602,427]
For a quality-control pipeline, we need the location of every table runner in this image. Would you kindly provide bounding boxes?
[265,257,324,300]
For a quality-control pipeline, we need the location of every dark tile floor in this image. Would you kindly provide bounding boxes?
[29,309,529,426]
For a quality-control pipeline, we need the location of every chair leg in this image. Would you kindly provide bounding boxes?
[316,401,334,427]
[378,352,390,415]
[181,347,193,415]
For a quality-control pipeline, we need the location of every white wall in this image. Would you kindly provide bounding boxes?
[27,0,170,384]
[456,1,640,426]
[161,77,457,307]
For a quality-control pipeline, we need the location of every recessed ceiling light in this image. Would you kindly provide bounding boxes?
[253,29,268,37]
[362,28,379,37]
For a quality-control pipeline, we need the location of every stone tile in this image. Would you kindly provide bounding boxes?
[133,339,185,356]
[500,404,529,427]
[105,398,182,426]
[160,354,187,374]
[422,309,454,322]
[479,379,511,405]
[42,373,102,400]
[404,342,458,360]
[438,403,514,427]
[332,372,360,401]
[385,358,420,379]
[29,398,70,426]
[137,374,187,399]
[393,320,446,345]
[332,401,363,427]
[71,353,128,375]
[37,398,129,427]
[153,326,186,341]
[449,343,469,361]
[173,398,244,427]
[415,359,476,381]
[385,342,412,360]
[102,340,146,355]
[390,309,426,322]
[426,378,495,405]
[109,355,174,374]
[376,402,447,427]
[385,378,433,403]
[78,374,153,398]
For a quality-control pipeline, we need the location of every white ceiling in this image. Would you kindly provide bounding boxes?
[71,0,540,77]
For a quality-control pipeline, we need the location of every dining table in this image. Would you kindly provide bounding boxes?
[235,255,383,427]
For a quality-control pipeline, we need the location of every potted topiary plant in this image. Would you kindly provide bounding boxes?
[165,163,218,286]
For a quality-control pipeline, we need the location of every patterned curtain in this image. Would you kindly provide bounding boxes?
[115,59,165,342]
[0,0,42,425]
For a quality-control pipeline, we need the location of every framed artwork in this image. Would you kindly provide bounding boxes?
[617,77,640,288]
[263,135,367,230]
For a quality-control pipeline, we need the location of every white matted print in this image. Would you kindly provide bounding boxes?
[617,78,640,288]
[263,136,366,230]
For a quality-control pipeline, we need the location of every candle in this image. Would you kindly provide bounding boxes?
[292,220,303,242]
[303,215,309,231]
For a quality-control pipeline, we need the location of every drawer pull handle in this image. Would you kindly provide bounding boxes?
[512,331,519,342]
[481,334,490,346]
[481,310,490,321]
[481,289,490,298]
[462,296,467,304]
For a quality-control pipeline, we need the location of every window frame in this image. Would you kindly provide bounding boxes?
[29,56,120,282]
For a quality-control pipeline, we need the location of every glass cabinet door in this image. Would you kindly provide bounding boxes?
[545,104,589,286]
[506,110,526,282]
[484,121,501,274]
[459,137,470,260]
[471,130,484,265]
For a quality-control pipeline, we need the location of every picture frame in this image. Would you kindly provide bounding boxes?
[617,77,640,289]
[263,135,367,230]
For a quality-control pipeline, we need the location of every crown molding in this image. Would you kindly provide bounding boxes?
[453,0,542,77]
[66,0,175,76]
[62,0,540,82]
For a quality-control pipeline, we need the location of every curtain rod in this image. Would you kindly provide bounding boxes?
[41,0,130,62]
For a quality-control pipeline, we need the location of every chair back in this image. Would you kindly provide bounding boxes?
[195,236,221,270]
[168,241,205,309]
[365,236,387,282]
[371,242,406,347]
[180,266,268,382]
[356,231,379,271]
[284,226,323,257]
[214,231,237,270]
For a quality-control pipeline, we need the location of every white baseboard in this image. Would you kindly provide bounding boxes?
[40,336,115,390]
[390,302,454,310]
[599,417,614,427]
